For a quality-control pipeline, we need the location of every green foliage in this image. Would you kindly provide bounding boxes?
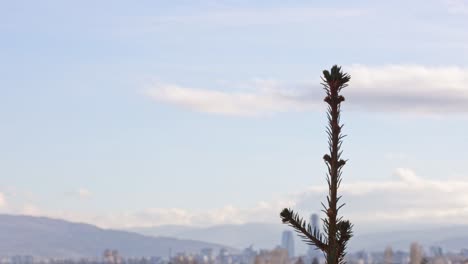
[280,65,353,264]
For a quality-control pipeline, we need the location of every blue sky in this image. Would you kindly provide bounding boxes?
[1,0,468,231]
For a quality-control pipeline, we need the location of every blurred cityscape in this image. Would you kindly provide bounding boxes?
[2,214,468,264]
[3,239,468,264]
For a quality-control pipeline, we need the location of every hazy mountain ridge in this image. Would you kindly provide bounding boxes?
[0,214,235,258]
[129,223,284,251]
[130,223,468,253]
[2,213,468,259]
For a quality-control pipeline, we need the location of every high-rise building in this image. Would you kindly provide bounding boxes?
[219,248,232,264]
[255,248,289,264]
[241,246,257,264]
[311,214,320,233]
[410,242,423,264]
[384,246,393,264]
[430,246,443,257]
[281,230,295,258]
[307,213,321,259]
[356,250,372,264]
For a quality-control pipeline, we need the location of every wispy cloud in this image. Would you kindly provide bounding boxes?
[125,168,468,228]
[348,64,468,115]
[2,200,295,229]
[7,168,468,229]
[146,80,316,116]
[147,65,468,117]
[294,168,468,226]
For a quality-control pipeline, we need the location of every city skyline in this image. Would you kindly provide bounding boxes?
[0,212,467,263]
[1,0,468,232]
[281,230,295,258]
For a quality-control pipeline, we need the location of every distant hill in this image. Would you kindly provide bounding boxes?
[353,225,468,252]
[0,214,236,258]
[3,213,467,258]
[130,223,468,254]
[129,223,285,252]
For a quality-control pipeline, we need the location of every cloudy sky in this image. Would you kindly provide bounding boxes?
[1,0,468,233]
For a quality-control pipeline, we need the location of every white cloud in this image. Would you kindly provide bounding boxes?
[2,199,296,229]
[4,168,468,230]
[146,80,316,116]
[147,65,468,117]
[294,168,468,227]
[88,200,296,228]
[93,169,468,228]
[348,65,468,115]
[76,188,92,199]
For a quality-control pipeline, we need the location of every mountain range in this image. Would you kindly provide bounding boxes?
[0,214,234,258]
[129,223,468,254]
[2,213,468,259]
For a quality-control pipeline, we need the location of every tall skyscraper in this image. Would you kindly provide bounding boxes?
[307,213,321,259]
[384,246,393,264]
[281,230,295,258]
[410,242,423,264]
[311,213,320,233]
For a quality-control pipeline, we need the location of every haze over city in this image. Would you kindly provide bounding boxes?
[1,1,468,262]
